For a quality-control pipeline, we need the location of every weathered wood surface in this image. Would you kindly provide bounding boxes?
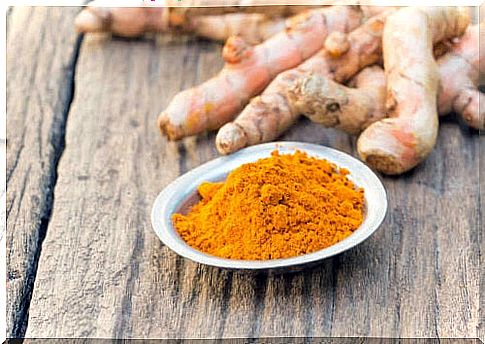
[6,7,81,337]
[479,134,484,344]
[5,6,482,340]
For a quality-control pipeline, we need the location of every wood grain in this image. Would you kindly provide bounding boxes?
[5,6,481,339]
[23,32,223,338]
[478,131,484,344]
[6,7,81,337]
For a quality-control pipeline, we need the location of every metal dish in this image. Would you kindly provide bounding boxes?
[151,142,388,271]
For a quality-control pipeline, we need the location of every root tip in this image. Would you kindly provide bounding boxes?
[216,124,248,155]
[157,112,180,141]
[357,121,420,175]
[75,9,105,33]
[361,153,407,175]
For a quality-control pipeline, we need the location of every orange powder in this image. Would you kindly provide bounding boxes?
[172,150,365,260]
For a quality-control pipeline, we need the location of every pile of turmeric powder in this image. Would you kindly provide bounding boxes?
[172,150,365,260]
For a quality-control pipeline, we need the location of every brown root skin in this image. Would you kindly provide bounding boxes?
[215,10,392,155]
[159,6,364,141]
[290,66,386,135]
[357,7,470,175]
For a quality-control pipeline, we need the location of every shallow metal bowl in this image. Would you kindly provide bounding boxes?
[151,142,388,271]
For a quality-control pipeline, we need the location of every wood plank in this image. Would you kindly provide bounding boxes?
[478,131,484,343]
[25,20,480,339]
[24,32,223,338]
[6,6,81,337]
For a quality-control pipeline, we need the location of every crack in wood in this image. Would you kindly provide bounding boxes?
[10,34,84,338]
[6,128,26,185]
[248,273,268,338]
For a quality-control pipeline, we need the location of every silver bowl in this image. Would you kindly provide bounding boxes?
[151,142,388,271]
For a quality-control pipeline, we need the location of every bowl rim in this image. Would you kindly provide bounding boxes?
[151,141,388,270]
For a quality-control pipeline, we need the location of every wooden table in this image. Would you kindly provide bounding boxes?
[6,6,484,340]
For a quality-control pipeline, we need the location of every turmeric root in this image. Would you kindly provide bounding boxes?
[292,25,483,133]
[162,0,320,15]
[438,25,484,130]
[75,0,313,39]
[76,6,287,43]
[188,13,286,44]
[357,7,470,175]
[216,10,392,155]
[291,66,387,135]
[158,6,363,140]
[291,26,482,132]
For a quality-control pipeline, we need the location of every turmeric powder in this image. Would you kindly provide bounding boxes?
[172,150,365,260]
